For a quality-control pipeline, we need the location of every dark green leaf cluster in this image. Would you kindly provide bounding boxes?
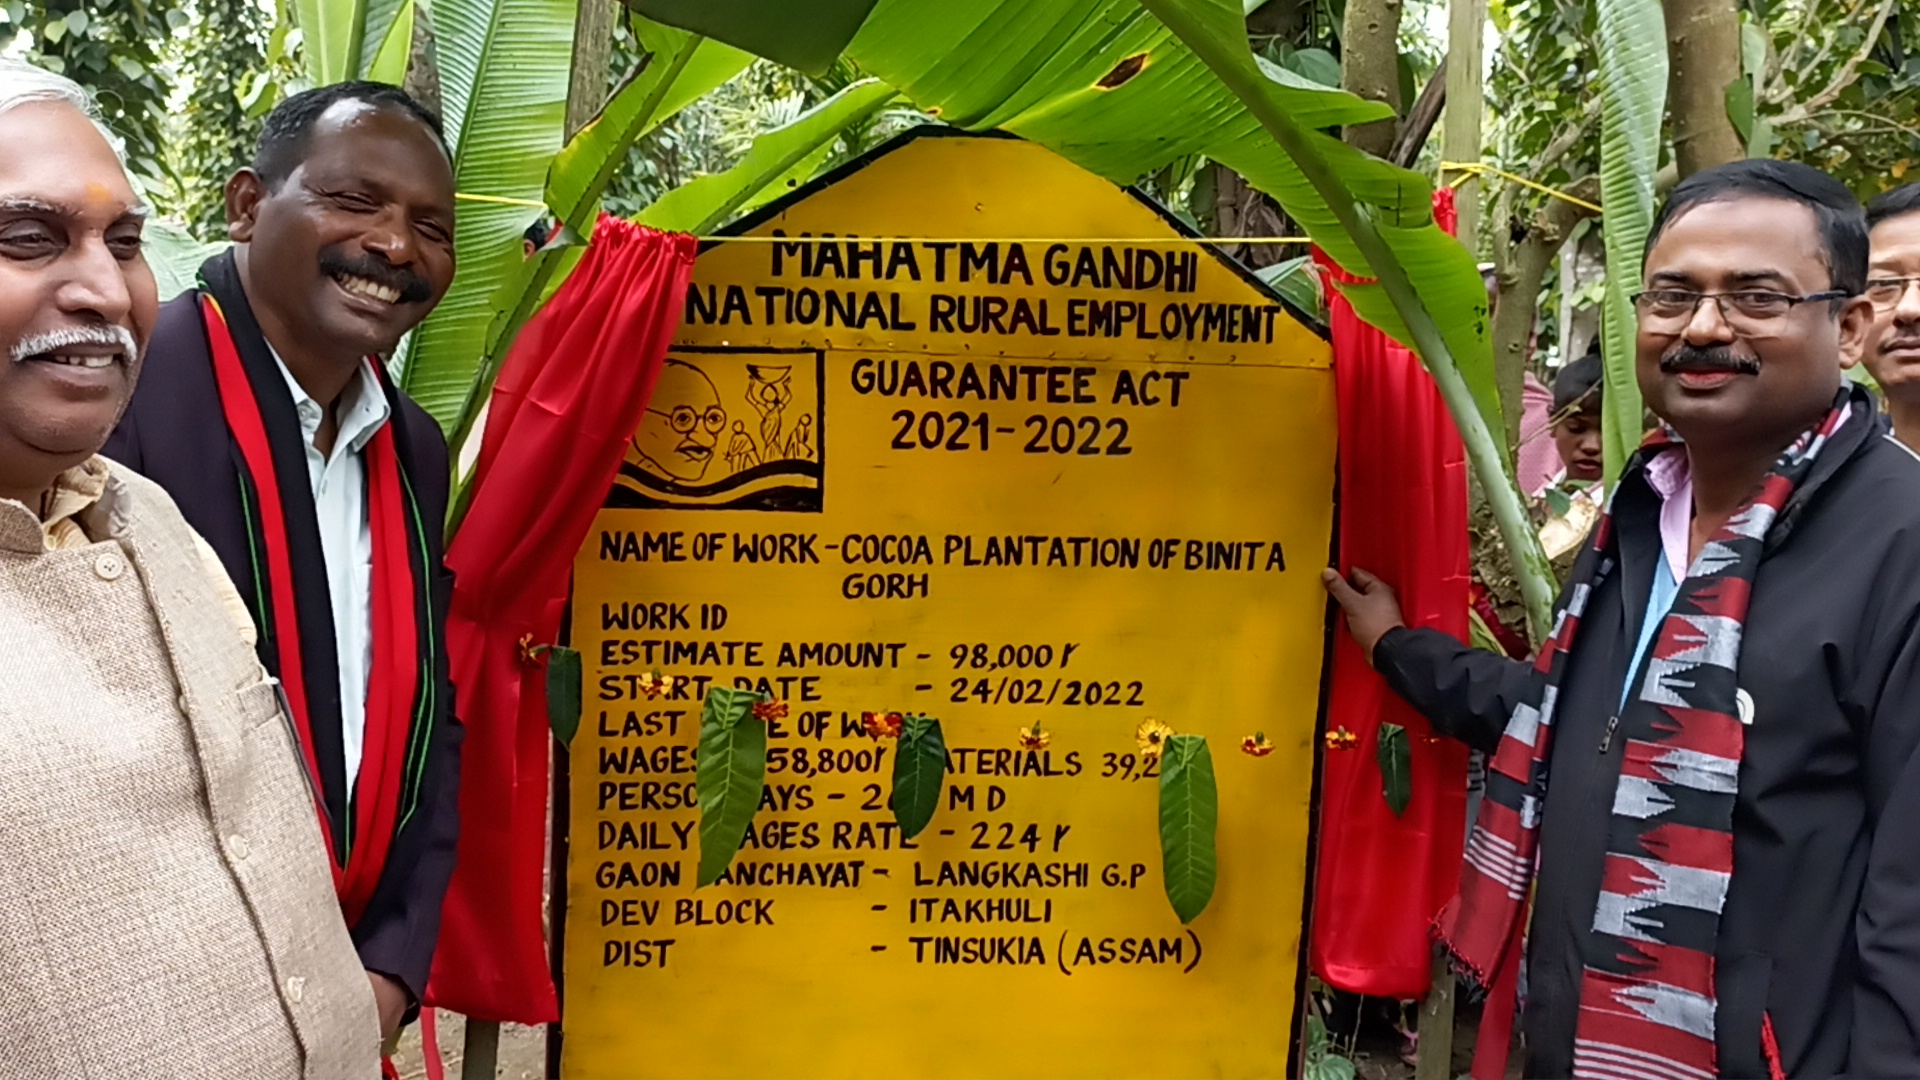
[0,0,178,181]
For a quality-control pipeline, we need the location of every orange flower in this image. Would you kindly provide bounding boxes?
[1242,732,1275,757]
[1135,717,1175,761]
[636,671,682,700]
[752,699,789,722]
[862,711,904,739]
[1018,721,1050,750]
[1324,726,1358,751]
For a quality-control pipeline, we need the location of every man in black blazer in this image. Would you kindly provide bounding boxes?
[104,81,462,1044]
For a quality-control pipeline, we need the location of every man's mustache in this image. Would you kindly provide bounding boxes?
[1661,344,1760,376]
[9,324,139,364]
[1879,332,1920,355]
[319,250,434,304]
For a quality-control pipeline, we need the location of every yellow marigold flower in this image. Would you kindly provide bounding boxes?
[862,711,904,739]
[1242,732,1275,757]
[752,699,789,722]
[1136,717,1175,761]
[1018,721,1050,750]
[1324,726,1358,751]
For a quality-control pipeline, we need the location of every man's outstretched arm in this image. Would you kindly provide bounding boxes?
[1321,568,1535,754]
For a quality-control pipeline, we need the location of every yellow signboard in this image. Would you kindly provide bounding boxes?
[562,129,1336,1079]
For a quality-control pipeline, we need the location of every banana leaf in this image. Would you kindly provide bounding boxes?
[1595,0,1665,482]
[433,13,752,457]
[364,0,414,85]
[293,0,364,83]
[398,0,576,428]
[838,0,1498,454]
[1133,0,1554,637]
[636,79,897,234]
[546,19,752,234]
[624,0,881,75]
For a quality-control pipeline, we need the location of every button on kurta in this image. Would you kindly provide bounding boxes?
[93,551,125,580]
[226,834,250,861]
[284,975,305,1003]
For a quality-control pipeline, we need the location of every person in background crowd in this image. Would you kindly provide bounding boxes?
[103,81,463,1048]
[1863,182,1920,452]
[1546,350,1605,487]
[1325,160,1920,1078]
[1533,351,1608,561]
[0,58,377,1077]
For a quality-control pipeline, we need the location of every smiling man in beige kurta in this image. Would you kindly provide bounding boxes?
[0,59,378,1079]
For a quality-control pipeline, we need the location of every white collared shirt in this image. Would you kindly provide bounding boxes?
[271,351,391,794]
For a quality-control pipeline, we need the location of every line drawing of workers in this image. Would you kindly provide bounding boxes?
[786,414,814,461]
[632,359,727,483]
[746,364,794,456]
[724,420,761,474]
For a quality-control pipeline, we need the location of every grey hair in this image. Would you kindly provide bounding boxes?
[0,57,124,157]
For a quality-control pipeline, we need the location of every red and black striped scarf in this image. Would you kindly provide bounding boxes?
[1436,396,1859,1080]
[196,258,437,927]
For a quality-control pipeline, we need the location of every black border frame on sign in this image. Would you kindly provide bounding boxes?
[546,124,1340,1080]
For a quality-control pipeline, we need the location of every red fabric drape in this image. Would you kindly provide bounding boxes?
[1309,190,1473,999]
[425,217,697,1022]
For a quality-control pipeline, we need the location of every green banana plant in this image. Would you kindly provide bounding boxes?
[633,78,897,234]
[293,0,416,84]
[1135,0,1553,637]
[396,0,577,427]
[430,15,753,463]
[1595,0,1665,481]
[740,0,1544,636]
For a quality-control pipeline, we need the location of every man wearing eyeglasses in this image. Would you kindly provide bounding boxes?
[1325,160,1920,1077]
[1863,183,1920,447]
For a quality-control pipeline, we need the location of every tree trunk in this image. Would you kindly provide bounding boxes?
[1208,164,1293,270]
[403,3,441,120]
[1663,0,1744,177]
[1490,180,1598,443]
[567,0,619,139]
[1339,0,1403,158]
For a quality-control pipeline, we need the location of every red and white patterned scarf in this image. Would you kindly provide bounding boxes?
[1435,396,1858,1080]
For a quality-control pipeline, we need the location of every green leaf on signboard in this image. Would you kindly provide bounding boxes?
[1158,733,1218,925]
[623,0,881,76]
[1378,722,1412,816]
[891,714,947,840]
[637,78,897,234]
[696,686,767,886]
[545,645,582,747]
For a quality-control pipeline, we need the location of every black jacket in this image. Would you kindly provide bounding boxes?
[103,288,463,1005]
[1377,399,1920,1078]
